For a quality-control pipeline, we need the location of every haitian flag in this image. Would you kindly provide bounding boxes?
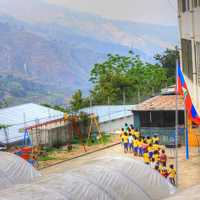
[177,65,200,124]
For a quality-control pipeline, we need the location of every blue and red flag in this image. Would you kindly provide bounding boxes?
[177,65,200,125]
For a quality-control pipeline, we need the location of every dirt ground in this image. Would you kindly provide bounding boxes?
[38,134,120,169]
[41,143,200,190]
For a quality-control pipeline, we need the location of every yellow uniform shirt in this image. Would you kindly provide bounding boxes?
[120,132,124,141]
[134,131,140,138]
[159,164,163,172]
[153,144,160,151]
[133,140,138,147]
[147,138,152,145]
[153,137,160,144]
[137,141,142,148]
[148,146,153,152]
[123,135,128,143]
[168,168,176,178]
[153,154,159,162]
[143,153,150,164]
[131,129,135,136]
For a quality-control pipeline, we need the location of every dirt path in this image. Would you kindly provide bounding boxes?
[41,144,200,190]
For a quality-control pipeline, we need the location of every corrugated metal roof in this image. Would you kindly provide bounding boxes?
[0,103,64,144]
[80,105,135,123]
[132,95,184,111]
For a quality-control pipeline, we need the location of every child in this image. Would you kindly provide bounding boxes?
[137,138,143,156]
[142,140,148,156]
[155,161,160,172]
[128,133,134,152]
[153,141,160,152]
[159,149,167,166]
[147,136,152,145]
[134,129,140,139]
[153,135,160,144]
[120,128,125,148]
[168,164,176,186]
[148,143,154,160]
[123,132,129,153]
[124,123,129,132]
[153,150,159,162]
[150,158,156,169]
[133,137,138,156]
[160,165,168,178]
[143,150,150,165]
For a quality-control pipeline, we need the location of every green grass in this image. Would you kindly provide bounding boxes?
[38,156,56,161]
[87,134,112,146]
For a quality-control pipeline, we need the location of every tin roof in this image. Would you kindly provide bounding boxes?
[0,103,64,144]
[80,105,135,123]
[132,95,184,111]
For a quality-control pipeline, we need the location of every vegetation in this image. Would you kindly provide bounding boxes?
[42,48,178,111]
[0,124,9,129]
[38,156,56,161]
[154,47,179,85]
[70,90,90,112]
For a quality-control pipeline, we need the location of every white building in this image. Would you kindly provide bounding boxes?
[0,103,64,145]
[80,105,135,133]
[178,0,200,113]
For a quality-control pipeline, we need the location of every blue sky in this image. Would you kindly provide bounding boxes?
[46,0,178,25]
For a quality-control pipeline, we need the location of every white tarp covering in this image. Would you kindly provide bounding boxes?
[164,185,200,200]
[0,152,41,190]
[0,156,175,200]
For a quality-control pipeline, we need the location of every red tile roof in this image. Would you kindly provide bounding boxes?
[133,95,184,111]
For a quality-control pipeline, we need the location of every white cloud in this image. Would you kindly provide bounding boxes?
[46,0,178,25]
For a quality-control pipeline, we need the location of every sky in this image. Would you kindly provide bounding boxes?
[46,0,178,25]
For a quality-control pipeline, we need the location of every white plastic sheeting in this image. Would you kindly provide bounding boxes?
[164,185,200,200]
[0,156,175,200]
[0,152,41,190]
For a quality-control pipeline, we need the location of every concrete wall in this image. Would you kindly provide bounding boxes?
[178,0,200,113]
[100,116,133,133]
[31,124,70,147]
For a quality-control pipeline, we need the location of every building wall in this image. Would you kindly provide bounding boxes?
[178,0,200,113]
[100,116,133,133]
[31,124,70,147]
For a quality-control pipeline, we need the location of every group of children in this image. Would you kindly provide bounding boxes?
[120,123,176,186]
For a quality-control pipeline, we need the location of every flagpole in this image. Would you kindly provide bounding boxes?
[185,104,189,160]
[175,59,179,187]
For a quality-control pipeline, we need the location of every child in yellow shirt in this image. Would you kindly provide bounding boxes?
[148,144,154,160]
[123,132,129,153]
[143,150,150,165]
[134,129,140,139]
[168,164,176,186]
[120,128,125,148]
[153,150,159,162]
[133,137,139,156]
[137,138,143,156]
[153,141,160,152]
[152,135,160,144]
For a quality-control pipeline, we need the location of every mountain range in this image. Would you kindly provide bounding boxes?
[0,0,178,106]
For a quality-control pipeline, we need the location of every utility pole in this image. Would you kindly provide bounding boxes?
[175,59,179,187]
[123,89,126,105]
[137,88,141,103]
[108,96,112,133]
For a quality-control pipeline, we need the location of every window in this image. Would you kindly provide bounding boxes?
[181,0,191,12]
[193,0,200,7]
[139,111,184,128]
[195,42,200,85]
[181,39,193,81]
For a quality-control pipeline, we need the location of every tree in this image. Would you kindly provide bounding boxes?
[89,52,168,105]
[70,89,89,112]
[154,47,179,85]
